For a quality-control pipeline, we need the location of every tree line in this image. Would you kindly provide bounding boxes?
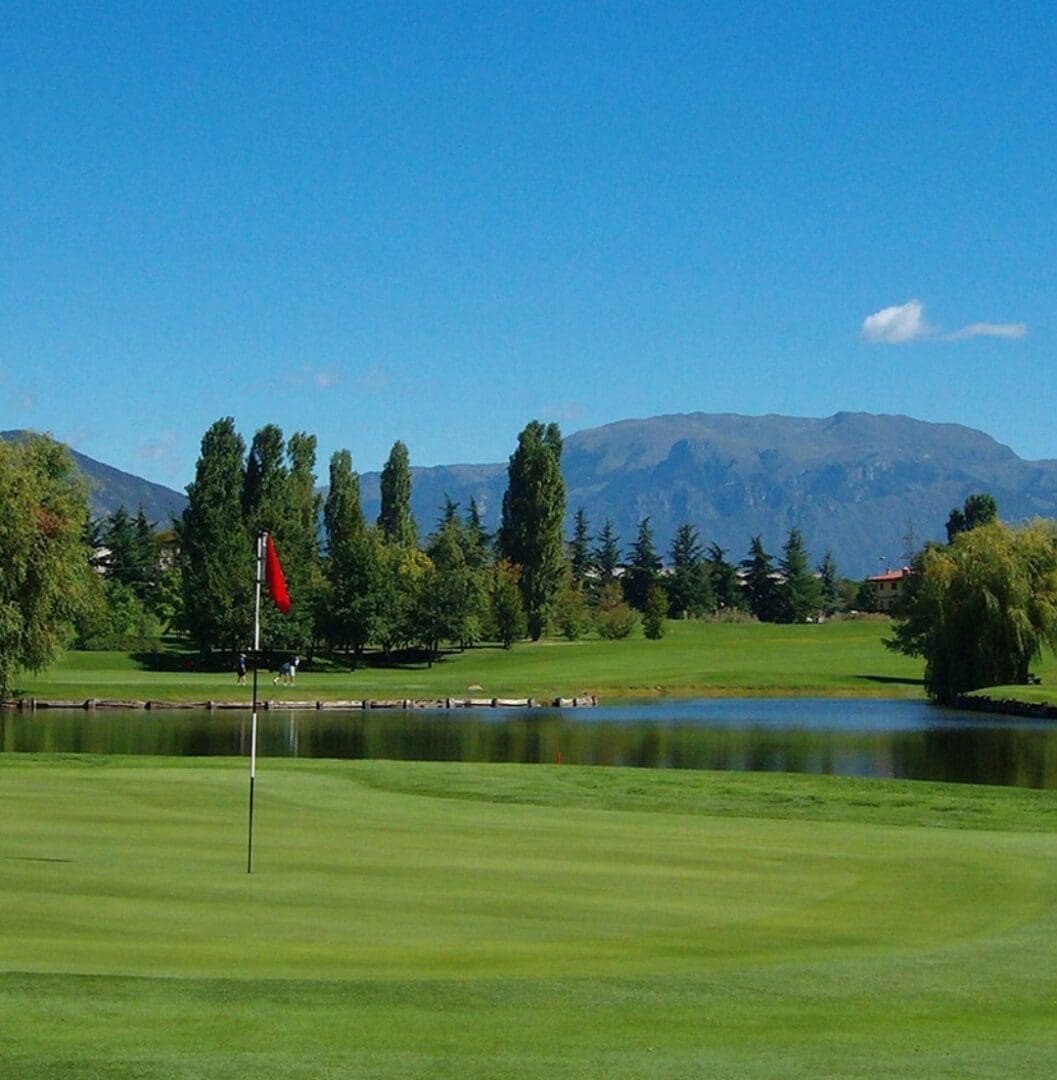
[12,421,1035,702]
[166,416,857,662]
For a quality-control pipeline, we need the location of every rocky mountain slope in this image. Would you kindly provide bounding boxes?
[359,412,1057,577]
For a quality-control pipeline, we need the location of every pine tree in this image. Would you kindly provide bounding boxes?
[438,495,460,530]
[131,508,159,606]
[465,497,491,570]
[590,518,622,588]
[624,516,662,611]
[777,527,822,623]
[741,535,779,622]
[498,421,566,640]
[569,507,591,585]
[667,523,713,618]
[706,542,741,611]
[817,549,843,616]
[99,508,136,588]
[378,441,417,547]
[179,418,251,654]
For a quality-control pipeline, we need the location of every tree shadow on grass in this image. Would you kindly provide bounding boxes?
[854,674,925,687]
[128,640,514,675]
[130,649,203,673]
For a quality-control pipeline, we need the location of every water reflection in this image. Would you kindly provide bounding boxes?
[4,700,1057,789]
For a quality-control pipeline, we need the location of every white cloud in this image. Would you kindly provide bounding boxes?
[944,322,1027,341]
[860,300,934,344]
[862,300,1028,345]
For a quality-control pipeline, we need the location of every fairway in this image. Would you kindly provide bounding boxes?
[16,618,931,703]
[3,758,1057,1077]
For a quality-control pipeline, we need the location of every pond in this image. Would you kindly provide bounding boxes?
[5,698,1057,789]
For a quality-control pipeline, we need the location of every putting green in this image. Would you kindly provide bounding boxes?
[2,757,1057,1077]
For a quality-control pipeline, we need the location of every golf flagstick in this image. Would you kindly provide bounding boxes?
[247,531,265,874]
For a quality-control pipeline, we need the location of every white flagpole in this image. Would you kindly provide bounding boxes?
[247,530,265,873]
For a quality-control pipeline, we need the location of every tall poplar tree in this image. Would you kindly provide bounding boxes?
[377,440,417,547]
[242,424,287,537]
[279,431,321,651]
[179,418,251,654]
[241,425,290,648]
[322,449,378,660]
[498,420,566,640]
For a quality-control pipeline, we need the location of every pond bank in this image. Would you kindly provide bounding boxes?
[4,694,599,712]
[955,693,1057,720]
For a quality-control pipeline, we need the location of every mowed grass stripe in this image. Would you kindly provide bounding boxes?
[3,758,1057,1077]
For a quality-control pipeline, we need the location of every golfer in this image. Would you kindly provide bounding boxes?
[273,656,300,686]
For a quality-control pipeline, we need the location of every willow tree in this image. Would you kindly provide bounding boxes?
[0,435,95,699]
[887,521,1057,704]
[498,421,565,640]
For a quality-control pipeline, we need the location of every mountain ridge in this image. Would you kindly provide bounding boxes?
[8,413,1057,578]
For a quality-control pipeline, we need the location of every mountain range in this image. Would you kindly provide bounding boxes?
[9,412,1057,578]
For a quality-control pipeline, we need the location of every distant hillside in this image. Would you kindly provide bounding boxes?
[357,412,1057,578]
[11,412,1057,577]
[1,430,187,527]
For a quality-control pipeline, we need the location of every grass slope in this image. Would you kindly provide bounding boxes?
[15,619,928,703]
[2,757,1057,1077]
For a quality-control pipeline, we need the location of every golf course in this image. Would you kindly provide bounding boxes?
[5,622,1057,1076]
[14,619,936,704]
[3,757,1057,1077]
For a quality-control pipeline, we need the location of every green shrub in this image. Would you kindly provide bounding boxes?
[595,582,638,640]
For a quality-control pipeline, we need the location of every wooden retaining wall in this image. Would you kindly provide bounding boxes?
[4,695,598,712]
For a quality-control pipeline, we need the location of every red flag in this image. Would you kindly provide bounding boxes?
[265,534,292,614]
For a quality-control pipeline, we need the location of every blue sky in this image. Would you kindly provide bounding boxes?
[3,2,1054,488]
